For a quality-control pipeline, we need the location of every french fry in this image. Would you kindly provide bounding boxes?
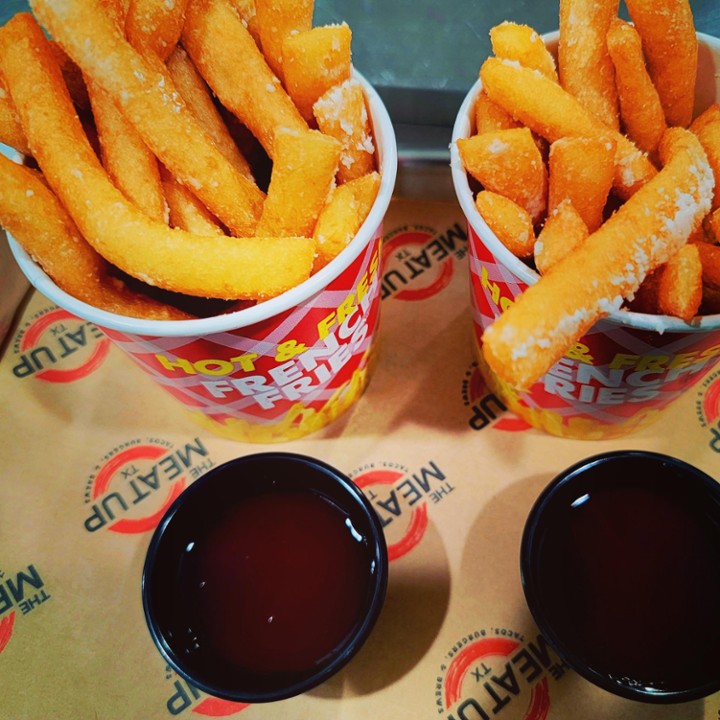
[0,151,189,319]
[690,104,720,135]
[534,199,589,275]
[29,0,265,237]
[547,136,615,232]
[125,0,189,61]
[282,24,353,124]
[489,21,558,82]
[475,190,535,260]
[696,242,720,290]
[692,119,720,210]
[606,19,667,157]
[166,45,253,180]
[706,207,720,243]
[313,171,380,271]
[457,127,547,224]
[256,129,341,237]
[633,244,703,320]
[479,56,657,199]
[473,89,520,134]
[161,167,225,236]
[0,12,315,300]
[86,80,167,222]
[253,0,313,82]
[0,73,30,155]
[181,0,307,157]
[624,0,698,129]
[558,0,620,129]
[313,78,375,184]
[481,127,714,390]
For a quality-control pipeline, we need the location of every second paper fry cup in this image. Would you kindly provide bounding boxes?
[9,71,397,443]
[451,32,720,440]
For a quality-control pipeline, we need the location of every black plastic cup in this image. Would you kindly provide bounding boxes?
[141,452,388,703]
[520,450,720,704]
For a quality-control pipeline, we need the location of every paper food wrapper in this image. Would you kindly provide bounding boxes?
[2,197,720,719]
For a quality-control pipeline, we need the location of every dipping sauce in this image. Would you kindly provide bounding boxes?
[521,451,720,702]
[142,453,388,702]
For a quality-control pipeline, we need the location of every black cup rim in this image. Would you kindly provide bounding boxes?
[141,451,389,703]
[520,450,720,704]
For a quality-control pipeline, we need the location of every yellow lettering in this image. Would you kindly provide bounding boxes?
[336,292,358,325]
[317,312,337,340]
[155,354,196,374]
[230,353,259,372]
[637,355,670,371]
[194,359,235,375]
[609,353,640,370]
[668,352,698,370]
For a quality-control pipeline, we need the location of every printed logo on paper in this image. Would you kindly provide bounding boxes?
[164,671,249,717]
[462,361,530,432]
[436,628,568,720]
[350,460,454,560]
[0,564,52,656]
[11,306,110,383]
[695,369,720,453]
[381,222,467,301]
[83,437,214,535]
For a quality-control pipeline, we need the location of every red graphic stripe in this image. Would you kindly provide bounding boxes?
[0,613,15,654]
[704,379,720,424]
[387,504,427,561]
[92,445,167,497]
[526,679,551,720]
[193,697,250,716]
[444,637,519,709]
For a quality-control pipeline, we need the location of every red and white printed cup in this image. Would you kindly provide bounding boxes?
[450,32,720,440]
[9,72,397,442]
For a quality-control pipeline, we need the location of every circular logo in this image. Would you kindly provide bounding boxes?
[439,632,551,720]
[695,370,720,454]
[381,226,454,301]
[15,308,109,383]
[354,467,428,561]
[85,441,187,535]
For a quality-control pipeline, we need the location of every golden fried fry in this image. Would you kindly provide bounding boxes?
[254,0,313,82]
[313,78,375,184]
[534,199,589,275]
[606,19,666,157]
[692,119,720,210]
[30,0,264,236]
[256,129,341,237]
[473,89,520,134]
[696,242,720,290]
[457,127,547,224]
[86,80,167,222]
[125,0,189,61]
[706,207,720,243]
[624,0,698,128]
[548,136,615,232]
[181,0,307,157]
[0,12,314,300]
[489,21,558,82]
[282,24,352,124]
[313,171,380,271]
[166,45,253,179]
[479,56,657,199]
[475,190,535,259]
[0,152,189,319]
[0,73,29,155]
[481,128,714,390]
[691,104,720,135]
[558,0,620,129]
[161,166,224,235]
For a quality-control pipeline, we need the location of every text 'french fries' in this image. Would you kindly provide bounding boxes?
[0,0,382,320]
[456,0,719,390]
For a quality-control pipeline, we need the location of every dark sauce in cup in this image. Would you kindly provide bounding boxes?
[142,453,387,703]
[181,489,371,674]
[521,452,720,702]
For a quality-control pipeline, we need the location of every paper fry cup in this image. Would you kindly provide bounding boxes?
[9,71,397,443]
[451,32,720,440]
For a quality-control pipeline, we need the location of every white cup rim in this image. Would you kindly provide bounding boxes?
[450,30,720,334]
[8,68,398,338]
